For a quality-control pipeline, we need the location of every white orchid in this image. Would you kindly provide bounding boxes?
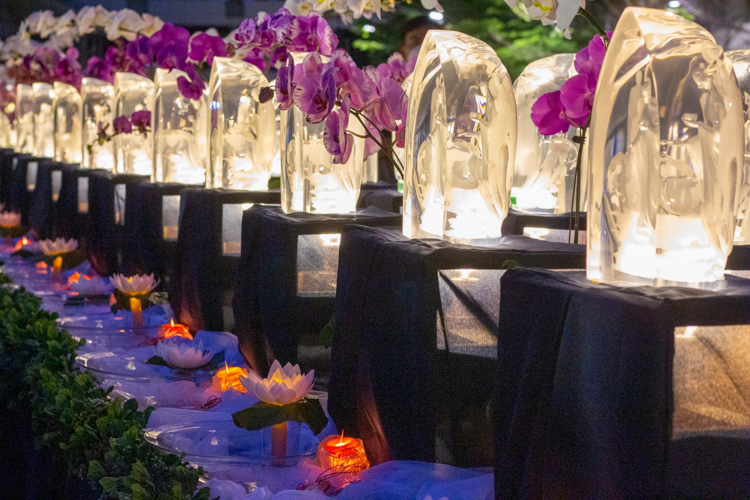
[420,0,444,13]
[109,273,160,295]
[505,0,584,31]
[70,275,112,296]
[25,10,57,38]
[140,14,165,37]
[0,212,20,228]
[39,237,78,256]
[241,359,315,405]
[105,9,146,42]
[76,6,111,36]
[284,0,314,16]
[155,340,214,369]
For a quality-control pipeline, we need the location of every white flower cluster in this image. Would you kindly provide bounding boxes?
[284,0,442,23]
[1,6,165,61]
[505,0,585,37]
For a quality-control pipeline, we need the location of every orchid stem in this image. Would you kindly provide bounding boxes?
[350,110,405,178]
[578,8,610,47]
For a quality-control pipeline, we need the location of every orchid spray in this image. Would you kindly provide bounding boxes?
[87,110,151,157]
[508,0,610,243]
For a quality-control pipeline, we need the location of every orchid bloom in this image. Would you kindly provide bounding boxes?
[324,94,355,164]
[109,273,160,295]
[240,359,315,405]
[505,0,584,32]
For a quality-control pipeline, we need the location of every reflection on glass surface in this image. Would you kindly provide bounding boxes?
[296,233,341,297]
[281,53,364,214]
[587,8,743,286]
[0,83,16,149]
[114,72,154,175]
[81,77,115,170]
[403,31,516,246]
[15,84,34,154]
[512,54,582,214]
[727,50,750,244]
[53,82,82,163]
[153,68,208,184]
[32,82,55,158]
[208,57,275,191]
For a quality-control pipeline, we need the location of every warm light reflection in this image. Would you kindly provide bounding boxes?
[317,431,370,472]
[14,237,30,251]
[212,362,249,393]
[158,319,193,340]
[319,234,341,246]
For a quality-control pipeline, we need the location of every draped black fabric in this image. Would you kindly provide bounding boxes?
[9,156,46,227]
[169,188,280,334]
[501,208,587,235]
[28,161,64,239]
[232,206,402,376]
[0,149,17,206]
[55,164,86,239]
[492,269,750,499]
[327,226,586,466]
[357,181,402,214]
[727,244,750,270]
[122,182,185,277]
[86,171,148,276]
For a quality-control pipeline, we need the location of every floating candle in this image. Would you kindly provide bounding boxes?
[317,431,369,472]
[159,319,192,340]
[212,362,249,393]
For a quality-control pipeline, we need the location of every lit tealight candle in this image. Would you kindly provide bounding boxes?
[14,237,29,251]
[317,431,369,472]
[158,319,192,340]
[212,362,249,393]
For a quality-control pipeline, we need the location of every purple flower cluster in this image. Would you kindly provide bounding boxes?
[531,33,610,136]
[111,110,151,136]
[277,48,412,164]
[7,46,83,90]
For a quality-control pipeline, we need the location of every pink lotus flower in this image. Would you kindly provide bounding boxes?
[324,94,355,164]
[531,91,571,136]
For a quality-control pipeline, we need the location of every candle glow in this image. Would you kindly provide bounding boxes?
[317,431,370,472]
[158,319,192,340]
[212,362,249,393]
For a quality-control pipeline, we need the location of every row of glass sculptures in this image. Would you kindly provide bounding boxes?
[1,8,748,288]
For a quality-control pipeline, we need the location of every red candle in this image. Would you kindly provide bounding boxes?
[212,362,249,393]
[324,431,358,453]
[159,319,192,339]
[317,431,369,472]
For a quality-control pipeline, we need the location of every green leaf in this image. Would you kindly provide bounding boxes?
[267,177,281,190]
[320,316,334,349]
[132,461,151,482]
[232,397,328,435]
[501,259,522,270]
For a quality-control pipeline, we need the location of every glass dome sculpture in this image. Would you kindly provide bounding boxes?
[512,54,582,214]
[32,82,55,158]
[113,72,154,176]
[15,84,34,154]
[0,83,15,149]
[53,82,82,164]
[403,31,516,245]
[153,68,208,184]
[281,52,365,214]
[81,77,115,170]
[208,57,276,190]
[726,50,750,245]
[587,8,743,286]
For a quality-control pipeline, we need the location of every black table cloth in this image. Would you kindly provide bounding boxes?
[501,208,586,236]
[28,161,67,239]
[232,205,402,376]
[86,171,148,276]
[55,164,89,240]
[169,188,280,333]
[357,181,402,214]
[122,182,186,277]
[0,149,18,206]
[327,226,586,467]
[9,156,48,227]
[493,269,750,499]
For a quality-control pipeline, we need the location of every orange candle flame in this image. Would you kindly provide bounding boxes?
[213,363,249,393]
[14,237,29,251]
[158,319,192,339]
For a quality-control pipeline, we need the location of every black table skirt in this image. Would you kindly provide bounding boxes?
[9,156,48,227]
[28,161,69,240]
[0,149,19,206]
[169,188,281,333]
[327,226,586,467]
[493,269,750,499]
[55,164,89,240]
[232,205,402,376]
[357,181,402,214]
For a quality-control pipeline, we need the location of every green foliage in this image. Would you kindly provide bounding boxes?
[0,284,210,499]
[233,397,329,435]
[320,316,334,349]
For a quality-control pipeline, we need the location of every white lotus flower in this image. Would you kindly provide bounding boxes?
[109,273,160,295]
[241,359,314,405]
[0,212,20,228]
[505,0,583,30]
[105,9,146,41]
[70,275,112,296]
[156,340,213,369]
[39,237,78,256]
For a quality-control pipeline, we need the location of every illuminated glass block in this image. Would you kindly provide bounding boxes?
[522,227,587,245]
[32,82,55,158]
[281,53,364,214]
[81,77,115,170]
[115,183,126,225]
[296,233,341,297]
[363,154,379,183]
[221,202,253,256]
[0,83,16,149]
[153,68,208,184]
[162,194,181,240]
[726,50,750,244]
[77,176,89,213]
[436,269,502,358]
[26,160,38,191]
[51,170,62,202]
[587,8,743,286]
[512,54,582,214]
[208,57,275,190]
[53,81,82,164]
[114,72,154,176]
[15,84,34,154]
[403,31,516,246]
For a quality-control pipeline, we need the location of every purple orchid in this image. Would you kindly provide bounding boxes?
[330,50,372,109]
[574,32,610,77]
[125,35,154,69]
[235,18,257,45]
[189,33,227,66]
[288,13,338,57]
[276,55,296,111]
[131,110,151,136]
[57,48,83,90]
[150,23,190,72]
[375,53,410,84]
[324,94,355,164]
[531,91,571,136]
[176,65,206,101]
[84,56,114,83]
[113,115,133,134]
[295,64,338,124]
[560,72,596,125]
[243,47,268,72]
[367,77,407,132]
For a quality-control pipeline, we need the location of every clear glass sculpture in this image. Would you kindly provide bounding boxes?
[403,31,516,245]
[81,77,115,170]
[15,84,34,154]
[587,8,744,286]
[726,50,750,244]
[512,54,583,213]
[114,72,154,176]
[32,83,55,158]
[208,57,275,190]
[281,52,365,214]
[268,79,282,178]
[53,82,82,164]
[153,68,208,184]
[0,83,15,149]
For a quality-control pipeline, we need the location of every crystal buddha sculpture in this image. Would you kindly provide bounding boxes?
[15,84,34,154]
[32,82,55,158]
[587,8,743,286]
[81,77,115,170]
[726,50,750,245]
[113,72,154,175]
[0,83,16,149]
[53,82,82,164]
[403,31,516,245]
